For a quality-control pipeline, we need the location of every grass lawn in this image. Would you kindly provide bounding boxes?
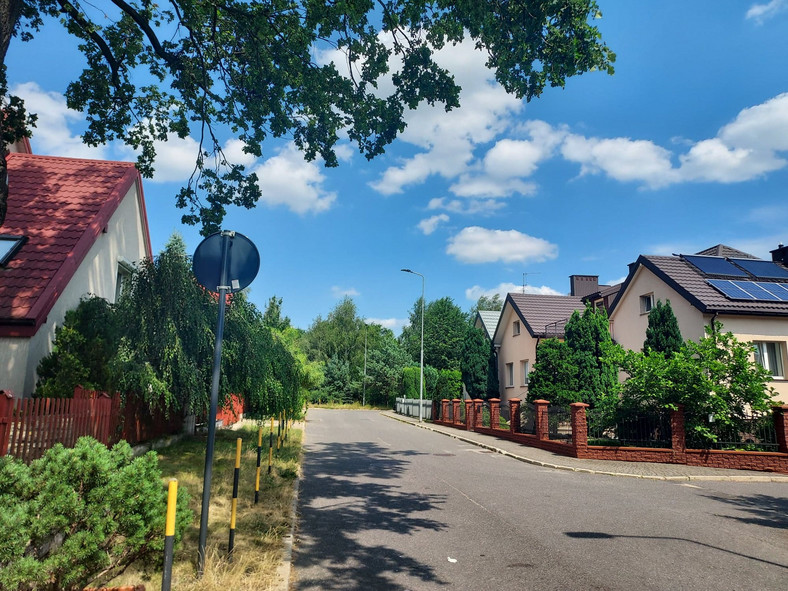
[107,422,301,591]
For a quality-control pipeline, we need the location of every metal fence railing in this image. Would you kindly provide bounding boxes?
[518,402,536,435]
[548,405,572,443]
[587,408,671,448]
[481,401,491,428]
[685,412,778,452]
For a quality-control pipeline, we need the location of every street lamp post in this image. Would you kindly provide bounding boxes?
[401,268,425,422]
[362,321,367,408]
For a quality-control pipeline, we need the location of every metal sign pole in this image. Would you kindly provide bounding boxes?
[197,232,231,577]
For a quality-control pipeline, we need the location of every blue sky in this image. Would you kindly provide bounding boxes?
[6,1,788,332]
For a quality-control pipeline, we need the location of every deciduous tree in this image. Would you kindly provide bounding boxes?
[0,1,614,230]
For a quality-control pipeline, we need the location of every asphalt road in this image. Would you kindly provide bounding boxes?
[291,409,788,591]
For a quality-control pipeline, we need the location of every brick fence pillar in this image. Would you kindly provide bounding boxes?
[489,399,500,429]
[570,402,590,458]
[473,399,484,429]
[441,399,450,424]
[671,404,687,462]
[509,399,521,434]
[465,400,474,431]
[0,391,14,457]
[453,399,461,425]
[534,399,549,440]
[773,405,788,454]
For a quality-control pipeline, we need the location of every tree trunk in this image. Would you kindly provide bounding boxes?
[0,0,25,227]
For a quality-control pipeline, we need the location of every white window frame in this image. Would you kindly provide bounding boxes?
[513,320,521,336]
[505,362,514,387]
[521,360,530,386]
[639,293,654,315]
[754,341,785,379]
[115,257,135,302]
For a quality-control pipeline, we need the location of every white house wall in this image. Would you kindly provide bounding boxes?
[611,266,788,403]
[716,315,788,402]
[495,303,537,405]
[610,266,706,351]
[1,182,149,396]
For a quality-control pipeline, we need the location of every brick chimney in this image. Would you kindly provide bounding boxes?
[771,243,788,264]
[569,275,599,298]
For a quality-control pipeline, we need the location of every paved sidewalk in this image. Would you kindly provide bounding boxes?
[384,411,788,483]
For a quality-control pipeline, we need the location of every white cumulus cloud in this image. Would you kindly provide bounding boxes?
[465,282,561,301]
[561,135,677,187]
[446,227,558,264]
[746,0,788,24]
[417,214,450,235]
[252,143,336,214]
[331,286,359,298]
[11,82,108,160]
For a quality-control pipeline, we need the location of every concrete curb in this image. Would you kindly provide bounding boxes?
[383,412,788,483]
[275,421,304,591]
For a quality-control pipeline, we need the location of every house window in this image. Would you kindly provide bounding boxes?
[640,293,654,314]
[0,234,26,266]
[115,258,135,302]
[521,360,530,386]
[505,362,514,387]
[513,320,521,336]
[754,342,785,379]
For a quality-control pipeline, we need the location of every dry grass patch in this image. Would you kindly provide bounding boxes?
[107,423,301,591]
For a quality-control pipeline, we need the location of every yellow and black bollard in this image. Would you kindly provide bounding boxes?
[162,478,178,591]
[228,438,242,560]
[268,416,274,475]
[276,410,282,453]
[254,426,262,504]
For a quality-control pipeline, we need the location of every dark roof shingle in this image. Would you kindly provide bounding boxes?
[508,293,585,337]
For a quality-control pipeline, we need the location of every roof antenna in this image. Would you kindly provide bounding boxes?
[522,272,541,294]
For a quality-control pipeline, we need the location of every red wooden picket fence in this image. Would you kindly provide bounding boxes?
[0,387,246,463]
[0,387,194,463]
[0,389,114,462]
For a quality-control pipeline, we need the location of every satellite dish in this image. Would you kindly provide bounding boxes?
[192,231,260,293]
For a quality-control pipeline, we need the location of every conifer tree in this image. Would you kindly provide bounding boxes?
[643,299,683,357]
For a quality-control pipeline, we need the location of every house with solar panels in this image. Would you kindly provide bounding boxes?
[608,244,788,402]
[0,141,152,396]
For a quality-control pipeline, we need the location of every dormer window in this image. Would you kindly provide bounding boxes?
[0,235,26,267]
[513,320,521,336]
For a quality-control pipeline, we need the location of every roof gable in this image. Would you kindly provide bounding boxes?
[496,293,585,340]
[609,248,788,318]
[694,244,758,259]
[0,153,150,334]
[475,309,502,339]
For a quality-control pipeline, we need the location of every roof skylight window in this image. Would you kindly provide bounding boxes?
[0,235,26,266]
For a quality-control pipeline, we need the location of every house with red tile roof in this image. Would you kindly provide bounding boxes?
[492,291,585,404]
[608,244,788,402]
[0,148,152,396]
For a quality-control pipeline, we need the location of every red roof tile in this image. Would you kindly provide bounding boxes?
[0,153,151,336]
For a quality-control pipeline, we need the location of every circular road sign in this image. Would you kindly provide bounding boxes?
[192,231,260,293]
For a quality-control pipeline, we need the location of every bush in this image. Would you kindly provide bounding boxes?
[401,366,420,399]
[436,369,462,400]
[0,438,192,591]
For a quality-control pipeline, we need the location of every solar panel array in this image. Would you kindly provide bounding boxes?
[683,255,749,277]
[707,279,788,302]
[729,258,788,279]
